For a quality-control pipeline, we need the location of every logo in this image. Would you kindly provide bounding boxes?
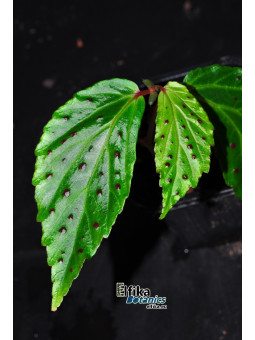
[116,283,167,309]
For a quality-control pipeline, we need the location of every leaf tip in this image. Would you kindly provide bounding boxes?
[51,294,63,312]
[159,208,167,220]
[159,214,165,220]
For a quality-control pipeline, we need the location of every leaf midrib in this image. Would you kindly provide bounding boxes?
[56,96,137,289]
[163,91,181,211]
[165,87,209,162]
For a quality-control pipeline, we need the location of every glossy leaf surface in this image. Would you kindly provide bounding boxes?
[184,65,242,197]
[155,82,214,219]
[32,79,145,310]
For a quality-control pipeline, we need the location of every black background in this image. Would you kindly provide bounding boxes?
[14,1,242,339]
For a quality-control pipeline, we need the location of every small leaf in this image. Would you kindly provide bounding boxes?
[32,78,145,310]
[155,82,214,219]
[184,65,242,198]
[148,92,158,106]
[142,79,154,89]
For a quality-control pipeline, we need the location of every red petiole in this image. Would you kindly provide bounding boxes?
[134,85,165,99]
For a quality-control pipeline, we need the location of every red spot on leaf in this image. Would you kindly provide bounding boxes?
[115,151,120,159]
[62,189,70,197]
[59,227,66,234]
[79,163,86,171]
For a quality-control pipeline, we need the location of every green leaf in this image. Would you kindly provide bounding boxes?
[148,92,158,106]
[142,79,154,89]
[184,65,242,198]
[155,82,214,219]
[32,78,145,311]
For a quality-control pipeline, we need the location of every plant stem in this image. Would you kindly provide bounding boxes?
[134,85,165,99]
